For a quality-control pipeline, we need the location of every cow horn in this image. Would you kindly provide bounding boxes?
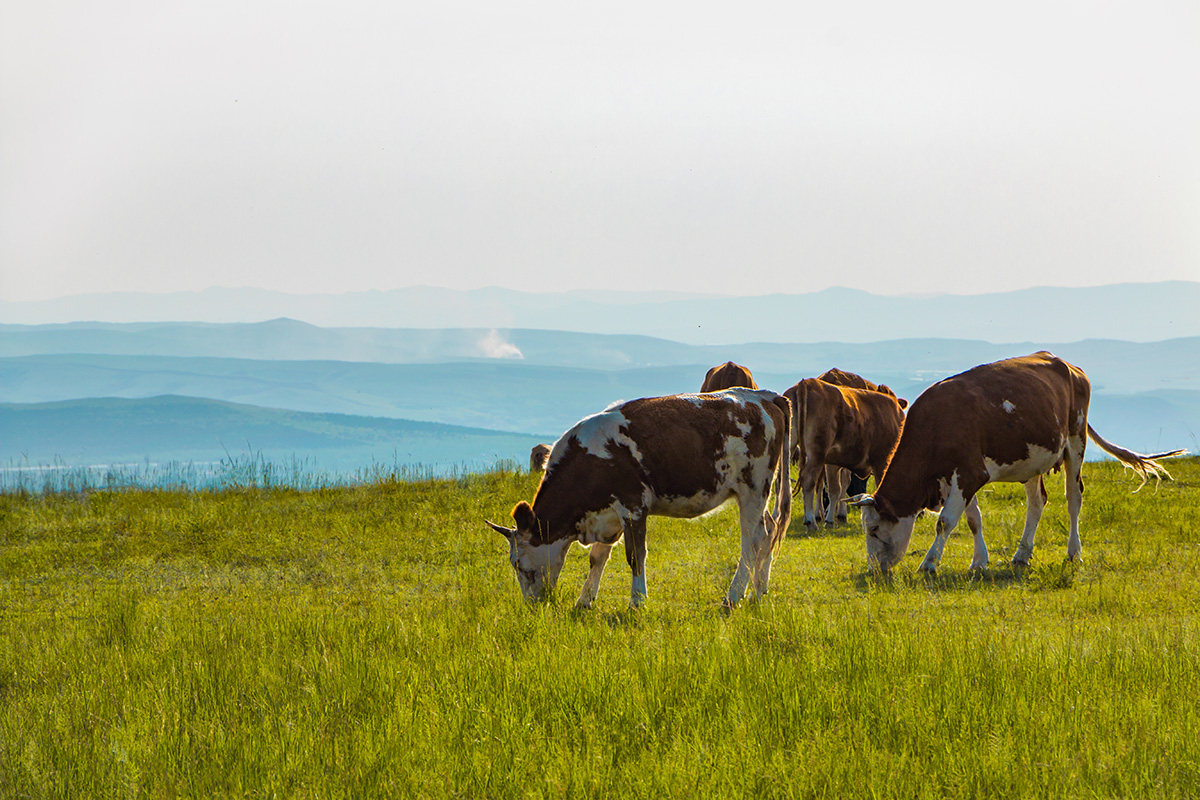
[485,520,516,540]
[846,494,876,508]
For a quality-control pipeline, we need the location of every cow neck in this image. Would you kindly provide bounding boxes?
[528,495,583,546]
[873,442,940,521]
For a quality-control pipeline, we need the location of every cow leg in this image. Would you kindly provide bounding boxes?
[623,515,649,608]
[750,502,778,600]
[824,465,848,524]
[800,459,824,528]
[1063,435,1086,561]
[577,542,615,608]
[919,488,968,574]
[725,500,770,608]
[965,495,988,571]
[1011,476,1048,567]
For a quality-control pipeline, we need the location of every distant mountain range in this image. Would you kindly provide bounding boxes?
[4,282,1199,344]
[3,320,1197,395]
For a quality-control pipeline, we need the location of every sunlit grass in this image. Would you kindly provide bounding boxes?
[1,459,1199,797]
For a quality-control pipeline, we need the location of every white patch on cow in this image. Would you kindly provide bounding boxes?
[984,443,1061,483]
[568,410,626,459]
[1002,400,1016,414]
[577,505,626,545]
[563,408,647,464]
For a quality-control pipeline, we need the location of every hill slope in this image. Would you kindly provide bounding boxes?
[0,396,546,476]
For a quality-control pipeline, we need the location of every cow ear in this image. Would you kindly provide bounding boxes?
[511,501,538,532]
[898,398,909,410]
[846,494,876,508]
[486,520,516,540]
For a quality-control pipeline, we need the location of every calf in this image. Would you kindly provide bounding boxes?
[784,378,905,528]
[487,388,792,609]
[700,361,758,392]
[850,352,1185,573]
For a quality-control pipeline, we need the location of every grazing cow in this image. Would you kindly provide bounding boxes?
[701,361,759,392]
[816,368,909,516]
[486,388,792,609]
[529,443,551,472]
[784,378,905,528]
[850,352,1185,573]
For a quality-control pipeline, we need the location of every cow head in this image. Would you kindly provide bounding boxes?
[847,494,917,572]
[485,501,572,602]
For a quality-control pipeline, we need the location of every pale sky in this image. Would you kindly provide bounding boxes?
[2,0,1198,303]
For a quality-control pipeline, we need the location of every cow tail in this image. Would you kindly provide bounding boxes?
[1086,424,1186,491]
[788,381,808,495]
[770,394,794,555]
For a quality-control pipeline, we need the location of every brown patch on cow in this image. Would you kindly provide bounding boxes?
[875,352,1091,520]
[701,362,758,392]
[527,436,644,545]
[621,395,766,498]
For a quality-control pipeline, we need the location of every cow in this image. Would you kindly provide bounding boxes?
[849,352,1185,573]
[700,361,758,392]
[529,443,551,472]
[486,388,792,609]
[818,368,908,410]
[816,368,910,516]
[784,378,905,528]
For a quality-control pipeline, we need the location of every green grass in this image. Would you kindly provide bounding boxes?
[2,459,1199,798]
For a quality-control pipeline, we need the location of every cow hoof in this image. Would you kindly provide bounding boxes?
[918,564,938,577]
[836,515,848,524]
[1010,557,1030,569]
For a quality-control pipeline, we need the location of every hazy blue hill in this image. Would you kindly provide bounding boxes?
[2,321,1197,398]
[4,282,1198,343]
[0,396,547,475]
[2,352,1196,456]
[0,354,706,434]
[0,320,705,368]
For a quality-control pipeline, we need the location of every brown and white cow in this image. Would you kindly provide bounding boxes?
[850,352,1185,573]
[700,361,758,393]
[487,388,792,609]
[784,378,905,528]
[529,443,551,472]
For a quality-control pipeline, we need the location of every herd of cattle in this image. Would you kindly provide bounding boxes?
[489,353,1185,609]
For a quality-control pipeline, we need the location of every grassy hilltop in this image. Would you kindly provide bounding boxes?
[2,458,1199,798]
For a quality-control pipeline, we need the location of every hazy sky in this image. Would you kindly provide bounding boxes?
[3,0,1198,302]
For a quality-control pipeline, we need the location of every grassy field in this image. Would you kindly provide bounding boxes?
[1,457,1198,798]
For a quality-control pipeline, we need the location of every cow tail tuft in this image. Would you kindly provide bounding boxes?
[1086,423,1186,491]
